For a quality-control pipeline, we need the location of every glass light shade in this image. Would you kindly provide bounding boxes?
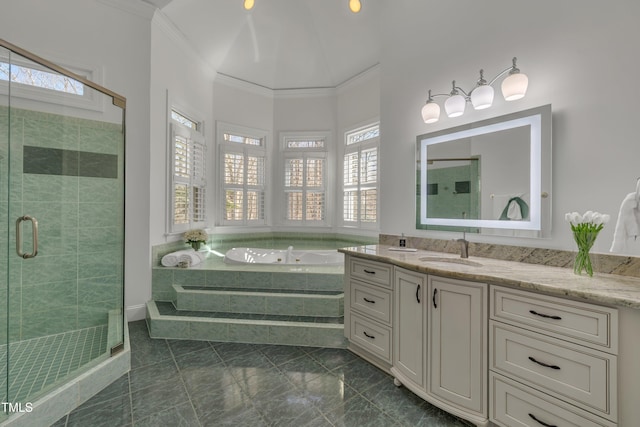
[471,85,494,110]
[444,94,466,118]
[244,0,255,10]
[421,102,440,124]
[349,0,361,13]
[501,73,528,101]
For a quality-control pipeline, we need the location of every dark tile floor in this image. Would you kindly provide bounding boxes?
[52,320,472,427]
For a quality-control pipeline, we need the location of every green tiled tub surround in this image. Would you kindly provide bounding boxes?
[149,236,357,347]
[146,301,347,349]
[174,285,344,317]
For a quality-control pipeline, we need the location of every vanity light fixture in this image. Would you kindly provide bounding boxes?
[243,0,255,10]
[421,57,529,124]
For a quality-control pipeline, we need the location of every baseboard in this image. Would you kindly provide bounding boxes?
[125,304,146,322]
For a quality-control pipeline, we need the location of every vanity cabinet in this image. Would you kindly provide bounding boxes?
[390,269,488,426]
[428,276,487,420]
[341,248,637,426]
[392,267,426,387]
[490,285,618,427]
[344,255,394,368]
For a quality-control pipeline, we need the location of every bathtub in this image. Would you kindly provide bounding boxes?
[223,247,344,266]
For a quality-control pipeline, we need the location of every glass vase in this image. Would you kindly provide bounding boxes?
[190,241,202,251]
[572,231,599,277]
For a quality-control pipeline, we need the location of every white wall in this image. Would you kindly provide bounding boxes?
[379,0,640,256]
[273,91,337,229]
[149,12,215,248]
[0,0,153,320]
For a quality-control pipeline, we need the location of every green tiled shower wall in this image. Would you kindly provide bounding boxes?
[416,162,480,232]
[0,106,124,342]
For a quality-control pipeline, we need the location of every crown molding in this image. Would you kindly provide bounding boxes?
[336,63,380,94]
[214,73,275,98]
[95,0,155,20]
[274,87,336,99]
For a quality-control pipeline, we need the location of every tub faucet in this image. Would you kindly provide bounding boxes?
[456,232,469,259]
[286,246,294,263]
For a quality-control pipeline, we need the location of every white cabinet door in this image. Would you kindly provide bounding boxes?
[393,267,426,388]
[428,275,487,417]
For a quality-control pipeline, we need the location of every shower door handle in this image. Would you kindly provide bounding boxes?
[16,215,39,259]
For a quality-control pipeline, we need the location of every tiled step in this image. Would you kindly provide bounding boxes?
[173,285,344,317]
[146,301,347,348]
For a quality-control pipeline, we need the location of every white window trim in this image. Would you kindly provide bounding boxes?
[217,122,270,227]
[278,131,332,227]
[168,120,207,234]
[341,122,380,229]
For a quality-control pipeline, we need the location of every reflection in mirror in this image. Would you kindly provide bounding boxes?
[416,105,551,237]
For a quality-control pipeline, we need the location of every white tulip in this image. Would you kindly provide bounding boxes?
[592,213,604,225]
[582,211,594,223]
[601,214,611,224]
[570,212,582,224]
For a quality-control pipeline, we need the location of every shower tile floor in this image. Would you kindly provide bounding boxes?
[52,320,473,427]
[0,325,108,403]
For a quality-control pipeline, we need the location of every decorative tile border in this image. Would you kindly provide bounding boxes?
[379,234,640,278]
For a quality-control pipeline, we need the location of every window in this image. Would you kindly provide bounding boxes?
[343,123,379,227]
[219,125,267,225]
[0,57,101,111]
[170,110,206,233]
[1,61,83,95]
[282,134,328,224]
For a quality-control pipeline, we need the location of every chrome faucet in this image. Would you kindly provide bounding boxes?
[457,231,469,259]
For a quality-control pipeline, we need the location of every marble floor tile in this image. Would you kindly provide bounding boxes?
[54,320,473,427]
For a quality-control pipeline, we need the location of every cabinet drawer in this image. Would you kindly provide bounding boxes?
[491,373,616,427]
[350,279,392,324]
[350,313,392,362]
[349,258,392,288]
[491,322,617,420]
[491,286,618,352]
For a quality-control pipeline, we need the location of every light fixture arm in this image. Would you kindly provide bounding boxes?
[487,57,521,86]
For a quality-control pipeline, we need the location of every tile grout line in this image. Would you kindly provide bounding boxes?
[166,338,204,427]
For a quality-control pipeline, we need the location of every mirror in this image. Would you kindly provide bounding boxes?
[416,104,552,237]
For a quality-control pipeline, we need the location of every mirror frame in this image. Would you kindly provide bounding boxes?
[417,104,552,231]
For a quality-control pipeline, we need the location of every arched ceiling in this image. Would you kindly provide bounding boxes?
[145,0,381,90]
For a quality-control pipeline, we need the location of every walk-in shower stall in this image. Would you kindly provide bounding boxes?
[0,39,126,424]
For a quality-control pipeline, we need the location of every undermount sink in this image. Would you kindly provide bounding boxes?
[419,256,482,267]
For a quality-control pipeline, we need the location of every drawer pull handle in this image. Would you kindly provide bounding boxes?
[529,310,562,320]
[363,269,376,275]
[432,288,438,308]
[363,331,375,340]
[416,284,421,303]
[528,356,560,370]
[363,298,376,304]
[529,413,557,427]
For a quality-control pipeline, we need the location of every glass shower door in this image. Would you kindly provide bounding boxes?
[0,41,125,411]
[0,44,10,410]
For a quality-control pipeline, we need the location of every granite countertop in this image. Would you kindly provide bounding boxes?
[338,244,640,310]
